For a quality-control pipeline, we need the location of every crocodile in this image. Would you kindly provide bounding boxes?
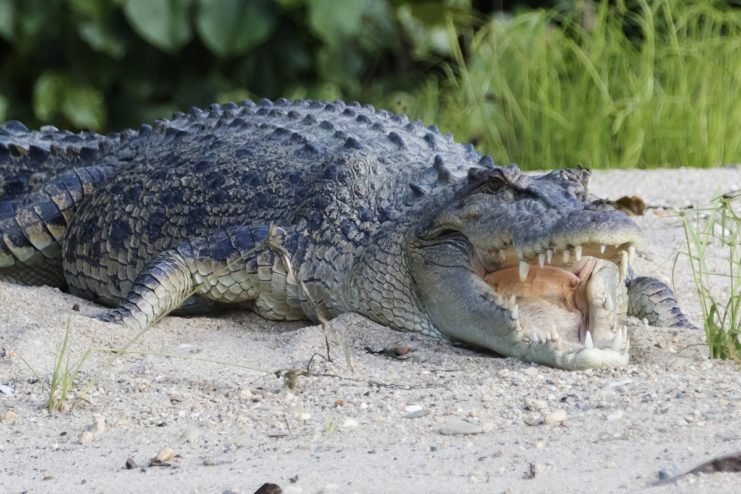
[0,99,693,369]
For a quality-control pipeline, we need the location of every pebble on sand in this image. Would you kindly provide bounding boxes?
[150,447,176,466]
[80,431,94,446]
[438,419,484,436]
[543,409,567,425]
[92,414,106,433]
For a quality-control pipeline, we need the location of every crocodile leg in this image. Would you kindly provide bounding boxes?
[627,276,697,329]
[0,166,114,286]
[95,225,307,330]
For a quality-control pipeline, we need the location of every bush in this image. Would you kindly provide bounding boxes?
[0,0,473,130]
[1,0,740,168]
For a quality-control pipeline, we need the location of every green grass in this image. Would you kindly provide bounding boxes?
[383,0,741,169]
[678,191,740,361]
[48,320,91,413]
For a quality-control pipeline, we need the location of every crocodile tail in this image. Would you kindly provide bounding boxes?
[0,120,110,201]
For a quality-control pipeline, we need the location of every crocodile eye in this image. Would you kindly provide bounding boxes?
[467,167,511,193]
[488,174,508,192]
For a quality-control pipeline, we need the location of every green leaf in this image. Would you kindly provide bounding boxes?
[69,0,112,19]
[123,0,193,52]
[0,94,8,121]
[32,72,106,130]
[308,0,367,46]
[78,20,127,59]
[0,0,15,40]
[33,72,67,122]
[275,0,304,9]
[62,85,106,130]
[196,0,276,57]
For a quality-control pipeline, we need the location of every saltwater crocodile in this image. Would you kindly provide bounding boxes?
[0,99,693,369]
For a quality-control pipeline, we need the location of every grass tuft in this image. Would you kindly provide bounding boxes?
[384,0,741,169]
[678,190,740,361]
[48,320,91,413]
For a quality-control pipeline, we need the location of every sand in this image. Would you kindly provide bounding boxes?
[0,167,739,494]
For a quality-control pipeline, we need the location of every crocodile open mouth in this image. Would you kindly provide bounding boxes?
[479,242,634,366]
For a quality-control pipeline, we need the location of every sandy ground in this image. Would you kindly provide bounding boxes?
[0,168,739,494]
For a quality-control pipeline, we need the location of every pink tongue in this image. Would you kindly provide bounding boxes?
[485,265,580,309]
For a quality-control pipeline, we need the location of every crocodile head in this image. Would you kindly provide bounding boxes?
[408,165,641,369]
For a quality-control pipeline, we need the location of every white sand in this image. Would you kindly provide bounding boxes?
[0,168,739,494]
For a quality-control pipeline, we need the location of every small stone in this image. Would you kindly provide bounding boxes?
[403,404,429,419]
[658,465,681,481]
[524,398,547,411]
[168,392,184,403]
[125,457,137,470]
[522,367,539,376]
[543,409,567,425]
[79,431,94,446]
[253,484,282,494]
[391,345,411,356]
[150,447,176,466]
[438,419,484,436]
[341,418,359,428]
[0,410,17,422]
[523,413,543,426]
[91,414,105,433]
[607,410,624,422]
[535,441,545,449]
[283,486,302,494]
[181,427,199,443]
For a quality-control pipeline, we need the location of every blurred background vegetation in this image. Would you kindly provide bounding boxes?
[1,0,740,168]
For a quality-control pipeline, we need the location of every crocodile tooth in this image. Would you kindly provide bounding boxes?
[519,261,530,281]
[515,320,523,332]
[538,253,545,268]
[510,304,519,320]
[584,330,594,349]
[562,249,570,264]
[574,245,582,261]
[499,249,507,261]
[516,249,524,260]
[620,251,628,280]
[599,244,606,254]
[529,331,539,344]
[603,296,614,312]
[546,249,553,264]
[508,294,517,310]
[628,245,636,261]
